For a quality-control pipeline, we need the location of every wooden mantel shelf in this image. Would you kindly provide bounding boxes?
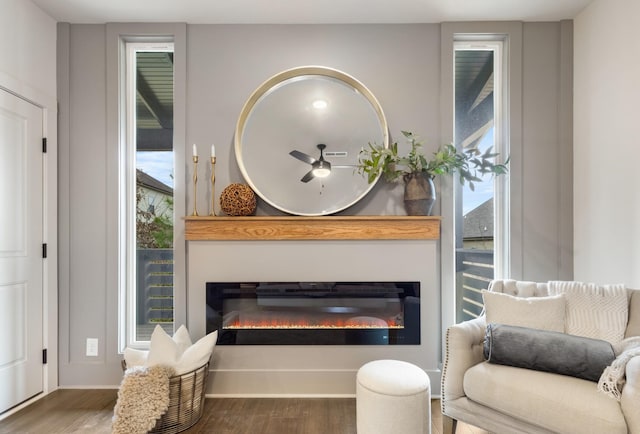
[184,215,440,241]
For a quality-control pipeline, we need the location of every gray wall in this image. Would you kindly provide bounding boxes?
[187,24,441,216]
[57,22,573,386]
[521,21,573,281]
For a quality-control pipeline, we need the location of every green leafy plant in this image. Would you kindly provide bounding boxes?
[136,189,174,249]
[357,131,509,191]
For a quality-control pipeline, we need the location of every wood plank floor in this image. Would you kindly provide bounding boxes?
[0,390,490,434]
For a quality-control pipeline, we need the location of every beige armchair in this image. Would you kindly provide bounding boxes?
[441,283,640,434]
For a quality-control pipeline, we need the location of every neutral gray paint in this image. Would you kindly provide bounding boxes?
[521,22,574,281]
[58,23,115,386]
[186,24,442,217]
[558,20,574,282]
[57,22,573,387]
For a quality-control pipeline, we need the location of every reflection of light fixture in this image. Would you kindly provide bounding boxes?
[312,99,328,109]
[312,160,331,178]
[289,143,332,182]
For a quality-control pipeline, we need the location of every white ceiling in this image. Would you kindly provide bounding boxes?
[31,0,594,24]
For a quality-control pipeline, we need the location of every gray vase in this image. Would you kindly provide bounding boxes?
[403,173,436,216]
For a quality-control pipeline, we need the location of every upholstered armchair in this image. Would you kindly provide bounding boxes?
[441,281,640,434]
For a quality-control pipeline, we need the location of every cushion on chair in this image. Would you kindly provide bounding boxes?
[482,290,565,332]
[548,281,628,344]
[487,279,549,297]
[484,323,615,382]
[464,362,628,434]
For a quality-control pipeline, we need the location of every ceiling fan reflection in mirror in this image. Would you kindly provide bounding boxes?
[289,144,353,183]
[234,66,388,215]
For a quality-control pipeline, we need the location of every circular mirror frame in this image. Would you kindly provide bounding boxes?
[234,66,389,216]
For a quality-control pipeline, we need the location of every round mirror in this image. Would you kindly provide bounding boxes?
[235,66,388,216]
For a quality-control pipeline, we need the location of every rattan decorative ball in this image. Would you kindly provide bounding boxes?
[219,183,257,216]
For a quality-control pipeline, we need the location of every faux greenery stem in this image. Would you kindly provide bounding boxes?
[357,131,509,191]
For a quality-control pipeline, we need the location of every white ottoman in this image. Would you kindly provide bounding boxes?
[356,359,431,434]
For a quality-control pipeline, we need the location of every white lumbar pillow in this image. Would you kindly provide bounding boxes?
[482,290,566,332]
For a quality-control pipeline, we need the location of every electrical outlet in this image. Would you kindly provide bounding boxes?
[86,338,99,357]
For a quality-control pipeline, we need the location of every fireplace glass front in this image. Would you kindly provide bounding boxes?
[206,281,420,345]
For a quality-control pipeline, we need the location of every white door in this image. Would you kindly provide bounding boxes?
[0,88,44,413]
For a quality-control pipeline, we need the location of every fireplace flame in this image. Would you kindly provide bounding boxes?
[224,315,403,330]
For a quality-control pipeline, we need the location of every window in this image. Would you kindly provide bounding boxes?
[121,41,175,347]
[453,41,509,322]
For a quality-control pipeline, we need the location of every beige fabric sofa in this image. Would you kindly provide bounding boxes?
[441,282,640,434]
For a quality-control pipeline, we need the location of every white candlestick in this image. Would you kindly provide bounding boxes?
[211,144,216,158]
[192,143,198,157]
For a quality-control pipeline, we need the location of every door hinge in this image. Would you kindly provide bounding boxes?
[42,349,47,364]
[42,137,47,153]
[42,243,47,259]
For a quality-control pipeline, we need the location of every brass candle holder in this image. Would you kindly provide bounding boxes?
[210,156,217,216]
[192,155,199,216]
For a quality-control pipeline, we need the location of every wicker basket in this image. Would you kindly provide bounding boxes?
[121,361,209,434]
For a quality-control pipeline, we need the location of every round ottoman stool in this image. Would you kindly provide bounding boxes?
[356,359,431,434]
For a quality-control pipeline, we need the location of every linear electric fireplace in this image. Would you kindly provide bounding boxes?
[206,281,420,345]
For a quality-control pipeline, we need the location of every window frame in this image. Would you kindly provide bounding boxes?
[106,24,186,356]
[453,40,509,322]
[439,22,523,348]
[120,40,175,350]
[453,40,510,282]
